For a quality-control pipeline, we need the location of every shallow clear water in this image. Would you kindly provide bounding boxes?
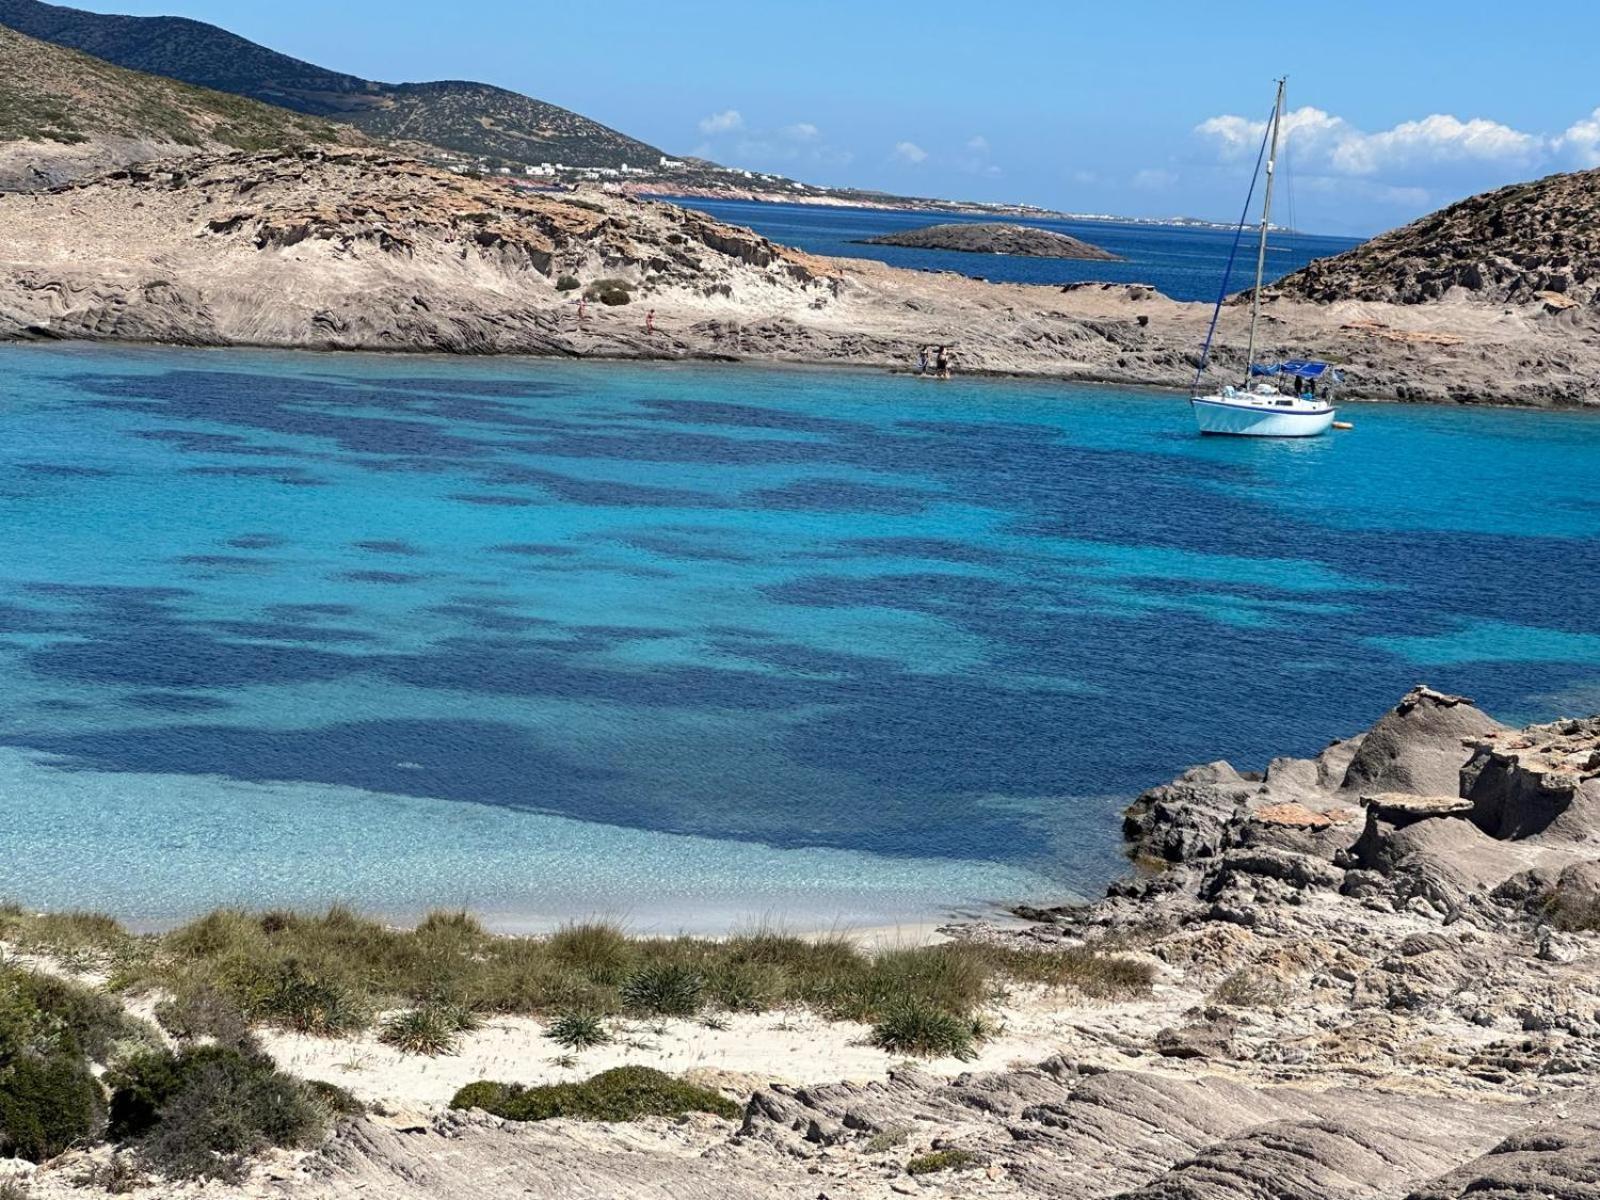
[673,198,1362,302]
[1,345,1597,930]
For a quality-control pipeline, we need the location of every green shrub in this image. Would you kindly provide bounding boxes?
[906,1148,983,1175]
[0,968,139,1063]
[620,964,704,1017]
[555,275,581,292]
[154,986,249,1046]
[304,1080,364,1120]
[448,1080,513,1113]
[449,1066,739,1123]
[583,277,634,306]
[0,1052,104,1162]
[545,1010,610,1050]
[378,1007,458,1057]
[870,1001,984,1060]
[1542,890,1600,932]
[864,1126,910,1153]
[108,1045,325,1181]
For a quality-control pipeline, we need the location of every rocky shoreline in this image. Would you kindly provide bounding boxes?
[5,686,1597,1199]
[0,147,1595,408]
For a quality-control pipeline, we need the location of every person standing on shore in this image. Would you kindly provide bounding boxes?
[917,346,929,375]
[577,297,587,324]
[646,308,656,335]
[936,345,951,379]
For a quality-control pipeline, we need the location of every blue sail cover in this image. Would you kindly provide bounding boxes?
[1250,359,1344,381]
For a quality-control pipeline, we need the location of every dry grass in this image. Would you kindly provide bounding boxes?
[1,906,1154,1039]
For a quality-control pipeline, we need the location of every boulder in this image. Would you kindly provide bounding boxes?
[1339,686,1503,798]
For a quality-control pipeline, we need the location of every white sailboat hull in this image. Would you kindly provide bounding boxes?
[1190,395,1336,438]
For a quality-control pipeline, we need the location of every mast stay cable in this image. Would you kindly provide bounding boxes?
[1191,96,1275,394]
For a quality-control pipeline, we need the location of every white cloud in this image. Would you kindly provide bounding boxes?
[1334,115,1541,174]
[966,135,990,153]
[698,109,744,135]
[1197,105,1544,176]
[1556,107,1600,167]
[892,140,928,164]
[783,122,820,142]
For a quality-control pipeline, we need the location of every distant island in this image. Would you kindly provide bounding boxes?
[852,221,1122,261]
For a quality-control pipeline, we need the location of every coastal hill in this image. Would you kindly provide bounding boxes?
[1275,167,1600,308]
[0,146,1594,407]
[0,0,665,169]
[856,221,1122,261]
[0,23,359,188]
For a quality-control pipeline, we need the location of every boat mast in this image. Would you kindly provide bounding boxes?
[1244,77,1286,380]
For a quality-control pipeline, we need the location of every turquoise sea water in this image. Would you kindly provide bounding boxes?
[1,344,1597,930]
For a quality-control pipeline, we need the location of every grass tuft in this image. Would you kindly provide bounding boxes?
[620,963,704,1017]
[545,1010,611,1050]
[378,1007,460,1056]
[870,1000,985,1060]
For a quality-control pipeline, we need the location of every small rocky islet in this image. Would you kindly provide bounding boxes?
[852,220,1123,261]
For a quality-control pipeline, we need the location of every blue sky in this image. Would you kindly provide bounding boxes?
[69,0,1600,235]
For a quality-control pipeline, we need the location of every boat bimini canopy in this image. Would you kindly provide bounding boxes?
[1250,359,1345,382]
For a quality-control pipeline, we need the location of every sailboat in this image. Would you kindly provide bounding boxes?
[1190,78,1339,438]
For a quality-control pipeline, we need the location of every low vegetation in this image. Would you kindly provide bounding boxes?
[870,1001,987,1060]
[544,1010,611,1050]
[106,1043,329,1182]
[864,1126,911,1153]
[0,25,346,151]
[1541,888,1600,932]
[0,903,1160,1178]
[377,1006,463,1057]
[583,277,634,305]
[1207,969,1291,1009]
[905,1147,985,1176]
[450,1066,740,1123]
[0,907,1154,1053]
[0,957,344,1181]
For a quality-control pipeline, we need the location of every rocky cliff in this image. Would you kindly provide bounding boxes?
[1276,167,1600,309]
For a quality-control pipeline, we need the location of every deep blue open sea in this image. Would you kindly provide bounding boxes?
[2,344,1597,930]
[672,197,1362,301]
